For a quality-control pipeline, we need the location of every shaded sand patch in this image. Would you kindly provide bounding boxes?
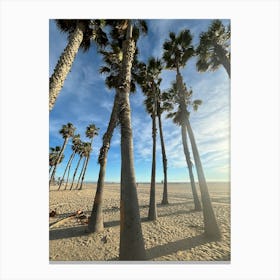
[49,182,230,261]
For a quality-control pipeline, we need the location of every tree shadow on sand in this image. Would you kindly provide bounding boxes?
[49,226,89,240]
[145,234,219,260]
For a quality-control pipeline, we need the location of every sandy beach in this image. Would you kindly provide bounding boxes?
[49,182,230,262]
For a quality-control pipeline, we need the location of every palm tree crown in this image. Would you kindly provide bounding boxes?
[196,19,230,77]
[59,122,76,139]
[56,20,108,52]
[163,82,202,125]
[86,123,99,141]
[163,30,194,72]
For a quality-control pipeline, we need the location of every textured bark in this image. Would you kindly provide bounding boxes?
[49,22,85,111]
[69,155,82,190]
[186,116,221,238]
[58,152,75,190]
[181,125,202,211]
[88,91,120,233]
[119,21,146,260]
[148,112,157,221]
[49,138,68,187]
[158,112,168,205]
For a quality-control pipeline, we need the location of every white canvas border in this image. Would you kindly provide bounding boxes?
[0,0,279,279]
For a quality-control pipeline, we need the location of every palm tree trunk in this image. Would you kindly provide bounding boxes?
[158,111,168,205]
[119,20,146,260]
[88,91,120,233]
[148,113,157,220]
[78,156,89,190]
[75,156,86,189]
[175,73,201,211]
[69,155,82,190]
[64,153,76,190]
[222,59,230,78]
[79,137,94,190]
[181,124,202,211]
[49,138,68,187]
[49,166,53,174]
[49,22,85,111]
[185,116,221,238]
[58,152,75,190]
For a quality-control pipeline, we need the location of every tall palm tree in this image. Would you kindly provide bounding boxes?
[109,19,147,260]
[49,19,108,111]
[49,123,76,186]
[88,22,144,241]
[88,42,124,233]
[77,124,99,190]
[58,134,81,190]
[157,97,169,205]
[162,30,201,211]
[196,19,231,78]
[185,90,221,238]
[162,82,201,211]
[138,57,163,220]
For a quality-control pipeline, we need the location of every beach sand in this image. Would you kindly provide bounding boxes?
[49,182,230,262]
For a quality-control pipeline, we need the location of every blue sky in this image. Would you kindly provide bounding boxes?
[49,19,230,183]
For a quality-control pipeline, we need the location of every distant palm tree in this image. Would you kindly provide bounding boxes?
[196,19,231,78]
[49,146,64,183]
[138,57,163,220]
[58,134,81,190]
[162,82,202,211]
[75,142,92,190]
[77,124,99,190]
[49,123,76,187]
[49,19,108,111]
[69,141,84,190]
[108,19,147,260]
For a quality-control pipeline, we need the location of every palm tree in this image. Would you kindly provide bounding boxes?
[88,93,120,233]
[88,23,144,241]
[157,97,169,205]
[77,124,99,190]
[196,19,231,78]
[109,19,147,260]
[75,142,92,190]
[49,19,108,111]
[69,141,84,190]
[185,90,221,238]
[49,123,76,187]
[49,146,64,183]
[162,82,201,211]
[88,42,124,233]
[162,30,202,211]
[58,134,81,190]
[138,57,163,220]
